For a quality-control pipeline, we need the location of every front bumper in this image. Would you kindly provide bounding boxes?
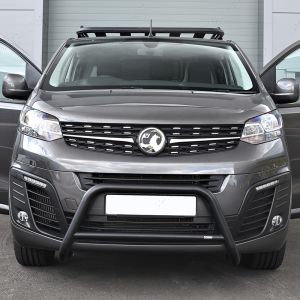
[10,165,291,264]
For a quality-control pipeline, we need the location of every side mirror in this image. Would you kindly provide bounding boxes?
[2,73,31,101]
[270,78,299,104]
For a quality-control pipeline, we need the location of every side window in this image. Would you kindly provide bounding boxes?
[276,48,300,102]
[0,42,26,100]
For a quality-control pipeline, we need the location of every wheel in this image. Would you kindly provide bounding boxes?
[242,243,286,270]
[13,240,55,266]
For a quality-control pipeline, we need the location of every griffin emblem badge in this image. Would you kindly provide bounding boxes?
[138,127,166,155]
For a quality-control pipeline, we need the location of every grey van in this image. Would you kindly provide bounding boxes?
[1,27,300,269]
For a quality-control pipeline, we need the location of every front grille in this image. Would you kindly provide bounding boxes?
[65,214,218,236]
[77,173,226,193]
[61,122,243,156]
[26,183,61,234]
[237,187,275,240]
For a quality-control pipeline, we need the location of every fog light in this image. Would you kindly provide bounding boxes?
[17,211,30,228]
[272,215,283,227]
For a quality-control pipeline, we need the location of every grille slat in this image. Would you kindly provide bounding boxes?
[106,216,193,223]
[79,224,216,234]
[239,224,267,234]
[31,206,57,217]
[81,175,222,183]
[27,190,51,201]
[77,173,225,193]
[247,201,272,212]
[32,211,59,223]
[240,215,270,228]
[275,183,290,209]
[34,219,61,231]
[61,122,242,156]
[243,209,271,220]
[12,195,25,204]
[251,193,275,204]
[28,197,56,211]
[275,200,289,209]
[12,189,25,197]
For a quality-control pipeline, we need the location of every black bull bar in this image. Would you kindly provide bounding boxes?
[58,183,240,265]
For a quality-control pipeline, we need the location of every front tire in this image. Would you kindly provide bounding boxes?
[242,243,286,270]
[14,240,55,266]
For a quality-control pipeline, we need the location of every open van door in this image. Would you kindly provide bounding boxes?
[261,41,300,219]
[0,38,41,214]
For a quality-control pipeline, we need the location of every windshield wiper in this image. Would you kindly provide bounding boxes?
[207,89,257,94]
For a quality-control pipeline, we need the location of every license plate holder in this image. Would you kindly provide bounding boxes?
[105,194,197,216]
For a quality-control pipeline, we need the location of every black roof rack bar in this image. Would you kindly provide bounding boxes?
[77,27,224,40]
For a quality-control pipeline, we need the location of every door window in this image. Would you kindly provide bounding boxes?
[276,48,300,102]
[0,42,26,100]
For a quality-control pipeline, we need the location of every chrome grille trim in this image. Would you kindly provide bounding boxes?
[169,136,241,144]
[63,134,134,143]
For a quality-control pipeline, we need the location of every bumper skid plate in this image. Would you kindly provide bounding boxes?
[57,183,241,265]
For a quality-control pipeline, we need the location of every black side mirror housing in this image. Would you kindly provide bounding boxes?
[270,78,299,104]
[2,73,31,101]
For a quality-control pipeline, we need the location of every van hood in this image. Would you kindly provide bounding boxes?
[31,89,275,124]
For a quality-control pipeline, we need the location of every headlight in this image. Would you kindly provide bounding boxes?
[19,108,62,141]
[241,111,282,144]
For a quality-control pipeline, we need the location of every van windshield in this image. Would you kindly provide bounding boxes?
[45,40,256,93]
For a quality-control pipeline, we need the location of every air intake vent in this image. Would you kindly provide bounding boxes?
[237,187,275,240]
[77,173,226,193]
[26,183,61,234]
[65,213,218,236]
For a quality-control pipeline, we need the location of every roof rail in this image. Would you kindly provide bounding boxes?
[76,27,224,40]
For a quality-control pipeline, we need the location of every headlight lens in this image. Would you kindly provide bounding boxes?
[241,111,282,144]
[19,108,62,141]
